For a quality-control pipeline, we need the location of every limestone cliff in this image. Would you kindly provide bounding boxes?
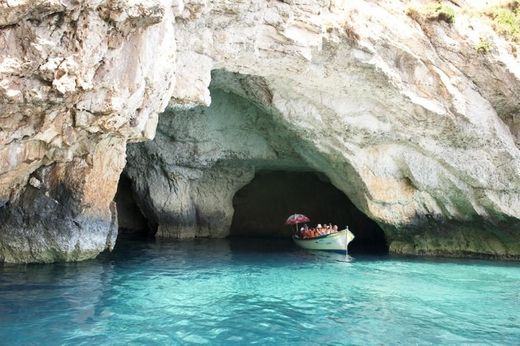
[1,0,519,262]
[0,0,176,262]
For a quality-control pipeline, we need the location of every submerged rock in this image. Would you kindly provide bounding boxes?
[1,0,519,261]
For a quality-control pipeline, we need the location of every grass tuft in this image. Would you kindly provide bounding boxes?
[484,1,520,43]
[406,2,456,25]
[475,38,491,54]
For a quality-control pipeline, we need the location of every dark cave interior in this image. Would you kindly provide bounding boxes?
[115,170,388,254]
[114,174,151,239]
[230,171,388,255]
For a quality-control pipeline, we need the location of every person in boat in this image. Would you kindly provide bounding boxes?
[325,224,331,235]
[298,224,306,239]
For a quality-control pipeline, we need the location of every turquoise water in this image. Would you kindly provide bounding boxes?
[0,239,519,345]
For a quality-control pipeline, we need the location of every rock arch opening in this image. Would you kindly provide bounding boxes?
[114,174,153,239]
[230,171,388,255]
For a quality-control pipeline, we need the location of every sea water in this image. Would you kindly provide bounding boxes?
[0,238,519,345]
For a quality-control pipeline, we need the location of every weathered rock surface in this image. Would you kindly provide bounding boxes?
[0,0,175,262]
[0,137,124,262]
[1,0,520,261]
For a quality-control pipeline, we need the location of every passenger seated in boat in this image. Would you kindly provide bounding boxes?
[294,227,303,239]
[324,224,331,235]
[333,225,338,233]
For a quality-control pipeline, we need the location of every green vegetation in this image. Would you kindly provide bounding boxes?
[406,1,520,47]
[485,1,520,43]
[405,7,421,21]
[476,38,491,54]
[424,2,456,24]
[406,2,456,25]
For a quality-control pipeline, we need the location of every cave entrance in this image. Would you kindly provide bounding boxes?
[114,174,152,239]
[230,171,388,255]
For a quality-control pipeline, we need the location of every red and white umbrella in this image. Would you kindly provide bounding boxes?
[285,214,310,232]
[285,214,310,225]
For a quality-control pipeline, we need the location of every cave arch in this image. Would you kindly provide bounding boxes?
[230,170,388,254]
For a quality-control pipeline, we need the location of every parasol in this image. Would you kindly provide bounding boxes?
[285,214,310,232]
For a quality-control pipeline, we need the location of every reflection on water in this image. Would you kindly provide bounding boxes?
[0,238,519,345]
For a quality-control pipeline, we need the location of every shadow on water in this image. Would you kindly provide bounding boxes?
[105,236,392,269]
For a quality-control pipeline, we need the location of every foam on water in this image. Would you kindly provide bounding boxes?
[0,238,519,345]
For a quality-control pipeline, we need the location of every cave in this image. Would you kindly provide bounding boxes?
[119,71,389,255]
[114,174,152,239]
[230,171,388,255]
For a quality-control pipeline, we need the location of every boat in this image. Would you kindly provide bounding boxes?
[292,228,355,254]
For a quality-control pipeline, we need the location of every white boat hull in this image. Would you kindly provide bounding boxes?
[293,229,355,253]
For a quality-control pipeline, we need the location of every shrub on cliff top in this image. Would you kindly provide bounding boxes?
[406,2,456,25]
[424,2,456,24]
[485,1,520,43]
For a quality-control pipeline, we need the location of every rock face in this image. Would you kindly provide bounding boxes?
[0,0,175,262]
[0,137,124,262]
[1,0,520,262]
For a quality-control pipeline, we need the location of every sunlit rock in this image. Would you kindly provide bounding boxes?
[1,0,519,261]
